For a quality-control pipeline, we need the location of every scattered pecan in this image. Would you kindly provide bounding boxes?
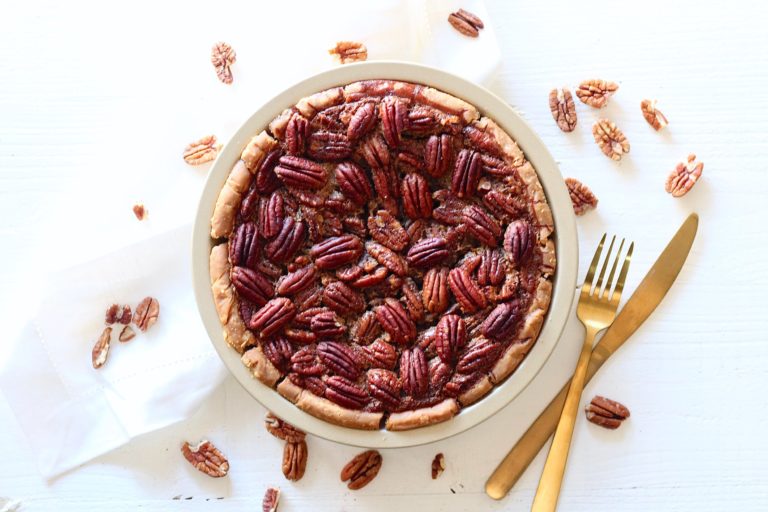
[210,41,236,84]
[134,296,159,332]
[183,135,221,165]
[585,396,630,429]
[368,210,409,252]
[248,298,296,338]
[401,173,433,219]
[400,347,428,397]
[105,304,119,325]
[375,298,417,344]
[329,41,368,64]
[593,119,630,161]
[341,450,383,491]
[91,327,112,369]
[640,99,668,131]
[448,9,484,37]
[451,149,482,198]
[262,487,280,512]
[425,134,454,178]
[565,177,598,215]
[503,220,535,266]
[181,439,230,478]
[265,217,306,263]
[436,314,467,364]
[448,267,486,313]
[326,375,369,409]
[576,79,618,108]
[118,325,136,343]
[431,453,446,479]
[265,412,306,442]
[548,87,577,132]
[665,154,703,198]
[423,267,451,314]
[132,202,146,221]
[282,440,308,481]
[367,368,401,409]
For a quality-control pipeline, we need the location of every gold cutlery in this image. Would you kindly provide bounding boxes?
[485,213,699,501]
[531,234,634,511]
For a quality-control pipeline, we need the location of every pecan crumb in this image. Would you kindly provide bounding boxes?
[118,305,132,325]
[576,79,619,108]
[210,41,236,84]
[181,439,230,477]
[262,487,280,512]
[105,303,120,325]
[431,453,445,479]
[118,325,136,342]
[329,41,368,64]
[585,396,630,429]
[548,87,577,132]
[92,327,112,369]
[665,154,703,197]
[183,135,221,166]
[132,203,147,221]
[565,178,598,216]
[592,119,630,161]
[448,9,484,37]
[640,99,669,131]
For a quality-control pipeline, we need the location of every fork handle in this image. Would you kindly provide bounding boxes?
[531,326,599,512]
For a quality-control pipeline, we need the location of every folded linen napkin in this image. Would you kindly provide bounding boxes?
[0,0,500,479]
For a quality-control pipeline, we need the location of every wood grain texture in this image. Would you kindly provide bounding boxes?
[1,0,768,510]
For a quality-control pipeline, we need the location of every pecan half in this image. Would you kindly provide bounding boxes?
[105,303,119,325]
[248,298,296,338]
[311,311,346,339]
[117,305,132,325]
[307,131,352,162]
[286,115,309,155]
[448,9,484,37]
[448,268,486,313]
[593,119,630,161]
[118,325,136,342]
[134,296,160,332]
[375,298,417,344]
[310,235,363,270]
[380,97,408,148]
[265,411,306,442]
[232,267,274,306]
[576,79,618,108]
[665,154,703,198]
[251,150,282,197]
[482,300,523,341]
[482,189,525,223]
[407,237,450,269]
[368,210,409,252]
[463,205,501,247]
[400,347,428,397]
[451,149,482,198]
[329,41,368,64]
[132,203,146,221]
[341,450,382,490]
[401,277,425,323]
[181,439,230,477]
[503,219,535,266]
[435,314,467,364]
[276,265,317,296]
[366,241,407,276]
[282,440,308,481]
[423,267,450,314]
[347,102,377,141]
[91,327,112,369]
[326,375,369,409]
[457,336,502,374]
[183,134,221,165]
[274,155,327,189]
[262,487,280,512]
[565,177,598,215]
[259,193,284,239]
[363,338,398,369]
[335,161,373,206]
[549,87,577,132]
[641,99,669,131]
[318,341,359,379]
[210,41,236,84]
[401,173,433,219]
[477,249,505,286]
[431,453,446,479]
[366,368,401,409]
[230,222,260,269]
[350,310,381,345]
[263,337,294,372]
[360,133,391,170]
[265,217,306,263]
[585,395,630,429]
[323,281,365,315]
[425,134,454,178]
[291,346,324,376]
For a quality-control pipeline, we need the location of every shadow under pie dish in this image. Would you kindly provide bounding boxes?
[195,62,576,445]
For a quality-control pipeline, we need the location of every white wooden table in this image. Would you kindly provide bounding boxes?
[2,0,767,509]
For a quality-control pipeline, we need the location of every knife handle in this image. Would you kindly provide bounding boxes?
[484,345,611,500]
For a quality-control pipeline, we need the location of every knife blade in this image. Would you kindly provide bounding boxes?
[485,213,699,500]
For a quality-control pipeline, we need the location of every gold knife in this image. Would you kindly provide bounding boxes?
[485,213,699,500]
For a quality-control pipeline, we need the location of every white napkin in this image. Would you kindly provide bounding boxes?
[0,0,500,479]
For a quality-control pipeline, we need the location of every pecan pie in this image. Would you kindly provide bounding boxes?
[209,80,555,430]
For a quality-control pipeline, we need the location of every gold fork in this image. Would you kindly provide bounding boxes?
[532,234,633,511]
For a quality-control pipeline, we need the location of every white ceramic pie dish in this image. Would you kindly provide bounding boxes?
[192,61,577,448]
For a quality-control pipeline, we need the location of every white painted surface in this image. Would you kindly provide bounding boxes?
[1,0,767,510]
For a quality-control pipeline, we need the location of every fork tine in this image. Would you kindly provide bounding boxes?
[600,238,625,299]
[581,234,606,297]
[609,241,634,306]
[593,236,616,297]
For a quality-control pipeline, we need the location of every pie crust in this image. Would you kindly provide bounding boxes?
[209,80,556,430]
